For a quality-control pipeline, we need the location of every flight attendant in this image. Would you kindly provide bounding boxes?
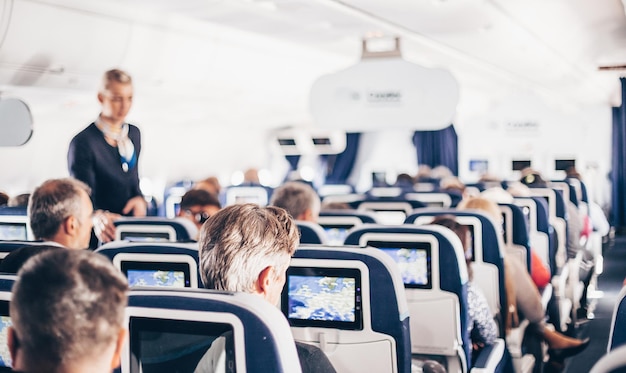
[68,69,146,219]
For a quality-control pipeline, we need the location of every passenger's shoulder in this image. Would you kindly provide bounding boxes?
[295,341,337,373]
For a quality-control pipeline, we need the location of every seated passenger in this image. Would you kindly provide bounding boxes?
[196,204,336,373]
[457,197,589,359]
[177,189,221,236]
[7,193,29,208]
[393,173,415,192]
[270,181,320,222]
[431,215,498,362]
[0,244,61,274]
[8,249,128,372]
[27,178,95,250]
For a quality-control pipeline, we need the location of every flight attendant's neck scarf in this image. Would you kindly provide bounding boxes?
[95,115,136,172]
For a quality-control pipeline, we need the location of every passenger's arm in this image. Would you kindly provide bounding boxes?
[530,249,551,289]
[468,284,498,347]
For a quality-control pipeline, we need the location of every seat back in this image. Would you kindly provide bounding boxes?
[123,288,302,373]
[0,275,15,371]
[405,209,506,332]
[223,185,270,207]
[317,184,355,198]
[163,184,190,218]
[404,192,453,208]
[286,245,411,373]
[344,225,470,372]
[499,203,531,271]
[350,199,426,225]
[296,221,327,244]
[529,188,567,268]
[95,241,200,288]
[113,217,198,242]
[513,198,552,273]
[608,286,626,351]
[318,210,378,245]
[0,207,33,241]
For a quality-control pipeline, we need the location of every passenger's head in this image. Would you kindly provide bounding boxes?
[457,196,501,222]
[198,204,299,305]
[320,201,351,211]
[270,181,321,222]
[430,165,453,179]
[430,215,473,280]
[194,176,221,197]
[98,68,133,124]
[7,193,29,208]
[28,178,94,249]
[177,189,221,231]
[9,249,128,373]
[0,192,8,206]
[565,166,582,180]
[440,176,466,195]
[243,168,260,184]
[394,173,414,186]
[415,165,433,181]
[519,168,548,188]
[480,187,513,204]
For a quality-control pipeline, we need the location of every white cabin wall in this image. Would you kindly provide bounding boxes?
[457,95,612,205]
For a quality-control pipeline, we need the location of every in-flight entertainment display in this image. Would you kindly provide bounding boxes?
[368,241,432,289]
[283,267,362,330]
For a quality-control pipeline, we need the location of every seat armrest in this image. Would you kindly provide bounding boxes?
[471,338,506,373]
[590,344,626,373]
[552,265,569,297]
[506,319,530,358]
[541,284,553,311]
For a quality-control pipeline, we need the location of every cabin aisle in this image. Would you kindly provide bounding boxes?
[564,233,626,372]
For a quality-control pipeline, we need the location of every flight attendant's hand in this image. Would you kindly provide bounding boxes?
[123,195,148,217]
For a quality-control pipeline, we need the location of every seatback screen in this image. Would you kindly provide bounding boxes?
[130,317,235,373]
[322,224,354,246]
[0,223,27,241]
[282,267,362,330]
[0,302,11,368]
[368,241,432,289]
[512,160,531,171]
[469,159,489,173]
[121,261,191,288]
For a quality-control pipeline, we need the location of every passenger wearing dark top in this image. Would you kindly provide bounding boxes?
[68,68,146,217]
[0,245,61,274]
[197,204,336,373]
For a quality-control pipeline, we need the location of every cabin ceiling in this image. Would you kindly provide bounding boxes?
[120,0,626,108]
